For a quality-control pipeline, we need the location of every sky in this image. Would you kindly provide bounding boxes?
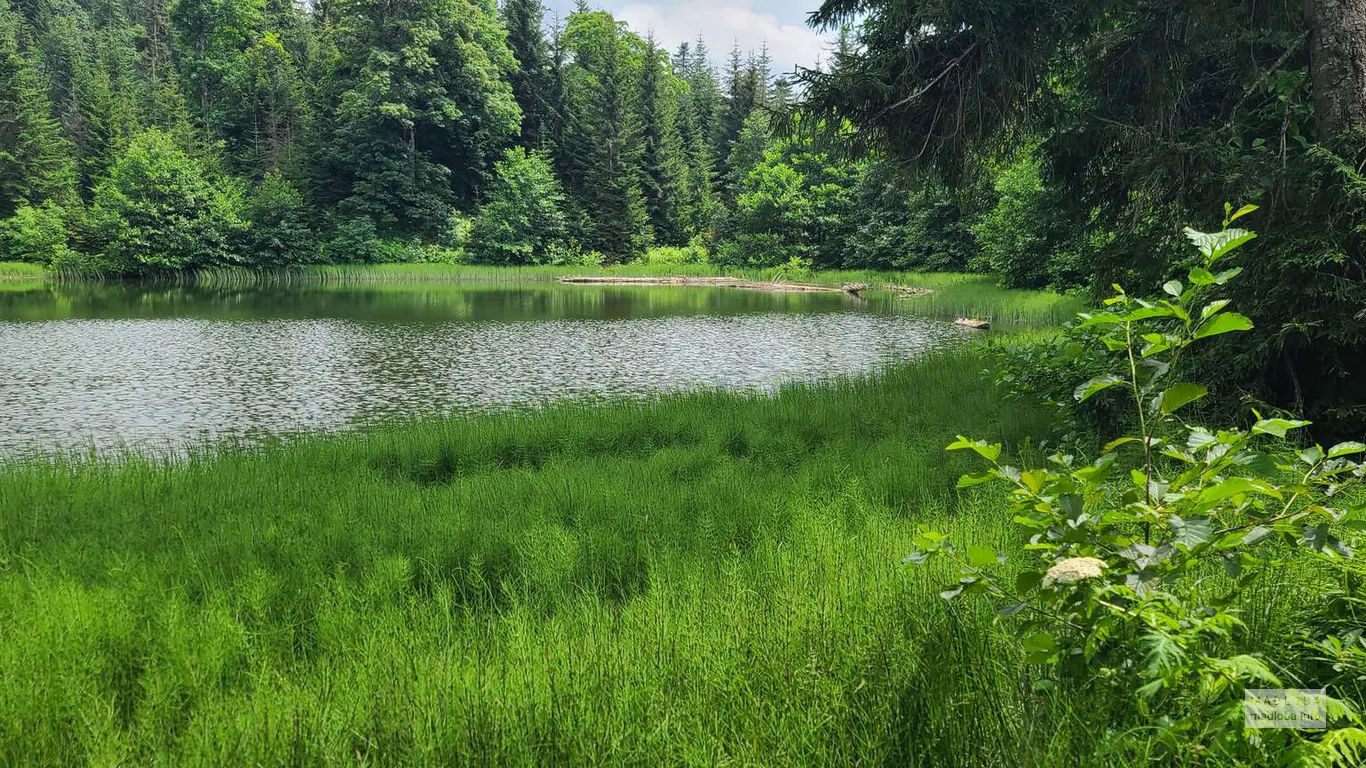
[544,1,833,75]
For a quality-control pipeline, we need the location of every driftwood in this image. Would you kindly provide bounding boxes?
[558,276,864,296]
[955,317,991,330]
[890,284,935,298]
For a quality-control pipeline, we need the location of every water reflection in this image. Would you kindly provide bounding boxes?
[0,281,967,456]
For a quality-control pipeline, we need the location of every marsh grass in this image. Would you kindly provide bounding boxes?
[0,346,1335,765]
[0,261,45,278]
[0,349,1078,765]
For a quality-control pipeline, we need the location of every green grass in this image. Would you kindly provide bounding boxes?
[0,349,1077,765]
[0,261,46,279]
[0,346,1342,765]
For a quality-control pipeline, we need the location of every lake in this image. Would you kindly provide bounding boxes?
[0,280,969,456]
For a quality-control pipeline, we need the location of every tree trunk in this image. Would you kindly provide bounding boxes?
[1307,0,1366,138]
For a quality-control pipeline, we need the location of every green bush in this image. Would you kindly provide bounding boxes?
[468,148,568,265]
[911,211,1366,763]
[640,242,708,265]
[87,128,244,273]
[0,201,73,264]
[240,172,316,265]
[322,217,387,264]
[972,156,1091,290]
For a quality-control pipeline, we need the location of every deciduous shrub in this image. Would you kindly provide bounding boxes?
[240,172,316,265]
[467,147,568,265]
[0,201,73,264]
[86,128,244,272]
[910,208,1366,763]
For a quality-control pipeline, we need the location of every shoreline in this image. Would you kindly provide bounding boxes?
[556,275,867,294]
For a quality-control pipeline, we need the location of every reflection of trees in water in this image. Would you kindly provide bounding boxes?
[0,282,857,323]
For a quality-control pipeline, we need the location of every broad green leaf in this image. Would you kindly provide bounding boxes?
[1303,524,1329,552]
[1328,441,1366,458]
[1075,374,1126,403]
[1252,418,1311,438]
[1189,268,1216,286]
[997,602,1027,617]
[1200,299,1231,320]
[1015,570,1043,593]
[1214,268,1243,284]
[1243,526,1273,546]
[1101,336,1128,352]
[1020,470,1048,494]
[1077,312,1121,328]
[939,585,964,600]
[1198,477,1282,503]
[1104,436,1142,452]
[1171,515,1213,549]
[1162,280,1183,298]
[1193,312,1254,339]
[1228,203,1259,223]
[1023,631,1056,653]
[902,550,932,565]
[947,436,1002,463]
[1187,428,1218,450]
[1183,227,1257,261]
[1159,383,1209,414]
[967,544,998,568]
[956,472,997,489]
[1122,306,1177,322]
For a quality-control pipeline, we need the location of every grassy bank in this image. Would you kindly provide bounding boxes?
[0,261,46,291]
[0,345,1344,765]
[0,349,1066,765]
[174,264,1085,328]
[0,261,45,279]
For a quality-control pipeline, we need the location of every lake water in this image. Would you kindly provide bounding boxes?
[0,280,969,456]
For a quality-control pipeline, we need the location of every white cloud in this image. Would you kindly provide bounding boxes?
[613,1,830,75]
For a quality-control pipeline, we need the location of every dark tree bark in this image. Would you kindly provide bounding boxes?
[1307,0,1366,137]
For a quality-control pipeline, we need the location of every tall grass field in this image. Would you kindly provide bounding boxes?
[0,345,1341,766]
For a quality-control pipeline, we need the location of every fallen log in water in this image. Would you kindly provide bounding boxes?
[890,284,935,298]
[955,317,991,330]
[558,275,864,295]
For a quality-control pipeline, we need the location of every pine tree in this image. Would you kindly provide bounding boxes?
[637,35,685,246]
[0,2,75,216]
[716,43,747,166]
[565,10,648,259]
[34,8,126,196]
[501,0,553,149]
[715,43,762,199]
[672,36,720,239]
[132,0,193,138]
[223,30,307,177]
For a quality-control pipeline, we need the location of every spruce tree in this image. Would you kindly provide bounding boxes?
[0,2,75,216]
[501,0,553,149]
[571,11,648,259]
[320,0,520,237]
[637,35,685,246]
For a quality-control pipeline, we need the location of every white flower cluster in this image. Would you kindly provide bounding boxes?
[1042,556,1107,588]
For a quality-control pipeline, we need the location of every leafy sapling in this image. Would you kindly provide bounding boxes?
[907,207,1366,763]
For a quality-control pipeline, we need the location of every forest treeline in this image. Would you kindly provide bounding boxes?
[792,0,1366,439]
[0,0,1000,277]
[1,0,1362,433]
